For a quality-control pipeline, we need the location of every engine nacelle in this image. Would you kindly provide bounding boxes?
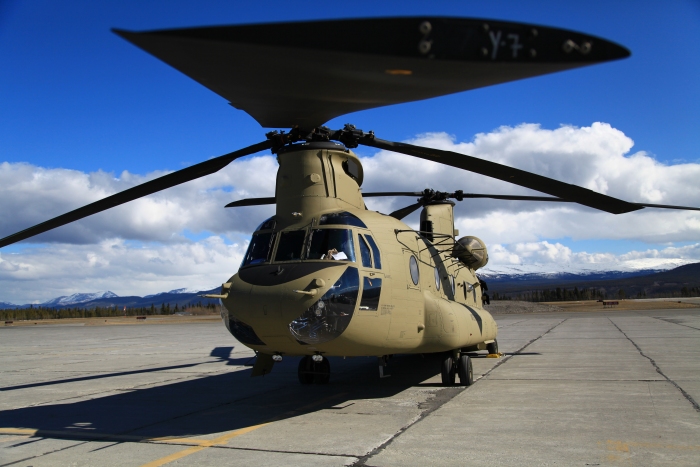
[452,236,488,270]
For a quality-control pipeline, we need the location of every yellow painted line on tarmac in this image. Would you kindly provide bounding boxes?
[140,390,350,466]
[139,424,268,467]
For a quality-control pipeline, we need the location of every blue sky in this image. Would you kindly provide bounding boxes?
[0,1,699,302]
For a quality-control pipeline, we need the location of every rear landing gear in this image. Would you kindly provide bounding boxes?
[441,354,456,386]
[487,339,499,355]
[298,356,330,384]
[457,354,473,386]
[441,352,473,386]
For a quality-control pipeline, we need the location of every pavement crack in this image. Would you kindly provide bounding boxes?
[608,317,700,413]
[649,316,700,331]
[351,318,568,466]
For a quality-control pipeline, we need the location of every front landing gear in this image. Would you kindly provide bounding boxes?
[298,356,331,384]
[441,352,473,386]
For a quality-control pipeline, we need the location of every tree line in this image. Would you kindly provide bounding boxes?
[0,302,219,321]
[491,285,700,302]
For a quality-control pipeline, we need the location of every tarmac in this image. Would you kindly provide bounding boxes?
[1,307,699,466]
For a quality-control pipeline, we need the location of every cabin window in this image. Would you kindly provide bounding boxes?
[359,277,382,311]
[274,230,306,262]
[365,235,382,269]
[409,255,419,285]
[359,235,372,267]
[307,229,356,262]
[434,267,441,291]
[450,275,455,296]
[242,232,275,267]
[319,211,367,228]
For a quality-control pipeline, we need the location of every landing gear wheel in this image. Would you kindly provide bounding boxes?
[486,340,499,355]
[457,354,473,386]
[441,354,456,386]
[298,356,314,384]
[314,357,331,384]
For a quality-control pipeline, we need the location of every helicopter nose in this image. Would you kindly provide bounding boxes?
[288,266,360,345]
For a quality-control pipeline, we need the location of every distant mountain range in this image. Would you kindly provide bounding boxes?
[0,287,220,310]
[482,262,700,297]
[1,261,698,309]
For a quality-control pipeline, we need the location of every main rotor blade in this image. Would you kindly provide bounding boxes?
[358,137,642,215]
[225,197,276,208]
[116,18,629,129]
[0,140,272,248]
[389,202,424,220]
[362,191,700,210]
[636,203,700,212]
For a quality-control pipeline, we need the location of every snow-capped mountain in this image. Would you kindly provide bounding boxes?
[144,287,202,298]
[40,291,119,307]
[479,258,695,282]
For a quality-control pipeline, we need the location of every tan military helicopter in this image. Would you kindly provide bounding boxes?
[2,18,699,386]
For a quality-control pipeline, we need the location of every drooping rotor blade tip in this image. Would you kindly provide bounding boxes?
[113,18,632,129]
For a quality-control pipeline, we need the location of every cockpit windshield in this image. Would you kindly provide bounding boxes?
[307,229,356,262]
[241,232,274,267]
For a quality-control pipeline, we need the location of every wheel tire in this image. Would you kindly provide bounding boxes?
[298,356,314,384]
[441,354,456,386]
[313,357,331,384]
[457,354,473,386]
[486,340,498,355]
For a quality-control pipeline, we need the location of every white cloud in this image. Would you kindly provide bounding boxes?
[1,122,699,303]
[0,237,248,303]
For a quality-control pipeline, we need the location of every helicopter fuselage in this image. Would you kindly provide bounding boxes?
[219,142,497,358]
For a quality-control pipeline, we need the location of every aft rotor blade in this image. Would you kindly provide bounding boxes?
[389,202,424,220]
[358,137,642,215]
[636,203,700,212]
[0,140,273,248]
[225,197,276,208]
[362,192,424,198]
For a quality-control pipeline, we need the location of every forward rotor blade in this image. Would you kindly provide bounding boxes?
[358,137,642,215]
[0,140,273,248]
[389,202,424,220]
[225,197,276,208]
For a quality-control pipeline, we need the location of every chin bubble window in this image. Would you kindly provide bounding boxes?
[434,267,441,291]
[289,267,360,345]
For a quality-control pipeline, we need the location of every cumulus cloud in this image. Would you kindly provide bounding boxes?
[0,237,248,303]
[1,122,699,303]
[0,155,278,244]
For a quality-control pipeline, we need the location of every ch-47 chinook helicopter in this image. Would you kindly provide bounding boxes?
[2,17,699,386]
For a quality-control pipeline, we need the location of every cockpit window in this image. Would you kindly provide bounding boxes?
[319,211,367,228]
[359,235,372,267]
[365,235,382,269]
[241,232,275,267]
[307,229,356,262]
[274,230,306,262]
[255,216,276,231]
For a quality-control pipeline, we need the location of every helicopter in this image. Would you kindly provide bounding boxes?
[2,17,699,386]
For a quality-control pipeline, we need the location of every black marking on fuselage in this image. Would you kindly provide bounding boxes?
[238,262,344,286]
[460,303,483,335]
